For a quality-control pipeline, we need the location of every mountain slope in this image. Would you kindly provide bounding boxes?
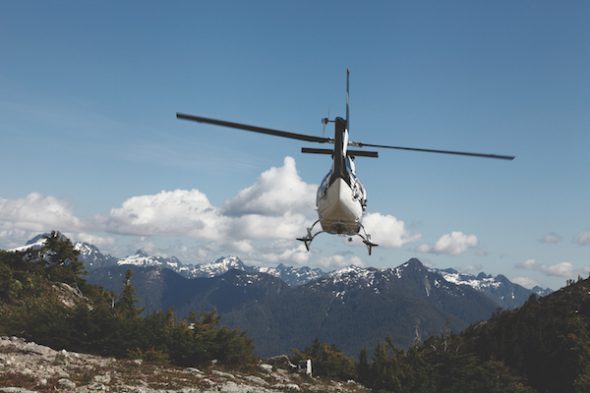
[16,234,549,301]
[458,276,590,393]
[87,258,504,356]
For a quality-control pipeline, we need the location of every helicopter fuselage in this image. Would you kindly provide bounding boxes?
[316,117,367,236]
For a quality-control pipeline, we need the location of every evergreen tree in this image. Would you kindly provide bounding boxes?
[41,231,86,286]
[116,269,141,319]
[294,339,356,380]
[356,347,370,385]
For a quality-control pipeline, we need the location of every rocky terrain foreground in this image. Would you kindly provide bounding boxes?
[0,337,368,393]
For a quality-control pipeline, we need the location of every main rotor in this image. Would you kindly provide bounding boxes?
[175,112,515,161]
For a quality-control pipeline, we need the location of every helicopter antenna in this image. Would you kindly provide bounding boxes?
[346,67,350,130]
[321,109,331,137]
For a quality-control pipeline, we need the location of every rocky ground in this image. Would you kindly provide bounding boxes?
[0,337,369,393]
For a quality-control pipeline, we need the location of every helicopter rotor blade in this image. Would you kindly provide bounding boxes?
[177,113,333,144]
[350,141,515,160]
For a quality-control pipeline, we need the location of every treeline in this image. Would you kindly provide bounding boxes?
[0,232,255,369]
[296,277,590,393]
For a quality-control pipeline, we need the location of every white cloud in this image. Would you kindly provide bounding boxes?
[71,232,115,248]
[543,262,575,278]
[457,264,484,275]
[511,276,540,289]
[361,213,421,247]
[517,258,577,278]
[0,158,424,265]
[540,232,562,244]
[576,231,590,246]
[223,157,316,216]
[228,213,309,241]
[0,193,81,233]
[92,159,319,263]
[252,243,312,266]
[0,193,82,248]
[316,254,365,270]
[100,159,316,246]
[417,231,478,256]
[103,189,227,240]
[227,240,255,254]
[518,258,539,269]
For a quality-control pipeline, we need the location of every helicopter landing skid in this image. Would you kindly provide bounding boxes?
[297,220,379,255]
[296,220,324,252]
[357,233,378,256]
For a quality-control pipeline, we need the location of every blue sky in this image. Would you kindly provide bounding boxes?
[1,1,589,289]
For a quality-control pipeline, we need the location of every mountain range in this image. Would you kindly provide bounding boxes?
[11,233,552,356]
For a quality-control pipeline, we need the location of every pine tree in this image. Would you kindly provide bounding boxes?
[357,347,371,385]
[117,269,141,319]
[41,231,86,286]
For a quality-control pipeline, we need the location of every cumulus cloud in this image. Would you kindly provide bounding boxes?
[539,232,562,244]
[90,158,321,264]
[71,232,115,248]
[316,254,365,270]
[517,258,576,278]
[361,213,421,247]
[103,189,227,240]
[576,231,590,246]
[223,157,316,216]
[0,158,423,266]
[511,276,540,289]
[417,231,478,256]
[518,258,538,269]
[0,193,82,248]
[0,193,81,232]
[543,262,575,277]
[228,213,308,241]
[457,264,484,275]
[252,243,311,266]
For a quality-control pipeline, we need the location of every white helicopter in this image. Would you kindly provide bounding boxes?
[177,70,514,255]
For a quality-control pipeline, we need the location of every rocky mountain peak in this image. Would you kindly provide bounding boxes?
[400,258,427,271]
[134,249,149,257]
[24,233,49,246]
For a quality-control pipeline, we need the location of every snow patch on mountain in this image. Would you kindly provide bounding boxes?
[440,270,502,290]
[8,232,52,252]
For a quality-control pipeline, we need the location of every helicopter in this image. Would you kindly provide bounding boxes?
[176,69,514,255]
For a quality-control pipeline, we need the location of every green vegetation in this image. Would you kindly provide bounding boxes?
[293,338,356,380]
[0,231,256,369]
[293,276,590,393]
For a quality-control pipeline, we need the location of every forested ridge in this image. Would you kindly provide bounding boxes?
[0,231,256,369]
[298,276,590,393]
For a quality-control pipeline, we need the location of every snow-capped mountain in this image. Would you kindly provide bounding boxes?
[74,242,118,270]
[436,268,533,308]
[79,244,323,285]
[117,250,183,269]
[259,263,325,286]
[532,285,553,297]
[8,232,64,252]
[188,256,254,278]
[8,234,551,300]
[306,258,550,309]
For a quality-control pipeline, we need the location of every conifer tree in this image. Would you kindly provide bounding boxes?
[41,231,86,286]
[356,347,370,385]
[117,269,141,319]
